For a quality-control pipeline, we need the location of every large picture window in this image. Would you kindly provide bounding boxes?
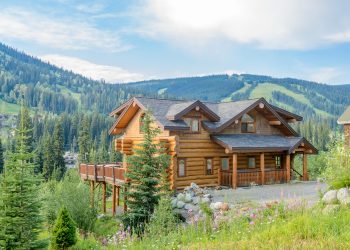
[241,113,255,133]
[178,158,186,177]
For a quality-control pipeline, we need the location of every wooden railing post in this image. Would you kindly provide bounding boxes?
[112,185,116,216]
[102,182,106,213]
[232,154,237,189]
[260,153,265,185]
[123,186,127,213]
[90,180,95,208]
[85,164,88,180]
[117,186,120,206]
[94,164,97,182]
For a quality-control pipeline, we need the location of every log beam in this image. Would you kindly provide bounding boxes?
[286,154,291,182]
[123,186,128,213]
[117,186,120,206]
[260,153,265,185]
[232,154,237,189]
[112,185,116,216]
[303,153,309,181]
[269,120,281,126]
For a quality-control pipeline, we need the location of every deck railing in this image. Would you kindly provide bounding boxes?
[221,168,287,187]
[79,163,126,184]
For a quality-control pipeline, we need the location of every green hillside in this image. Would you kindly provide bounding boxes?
[128,74,350,123]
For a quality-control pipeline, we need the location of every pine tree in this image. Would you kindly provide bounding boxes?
[42,130,54,181]
[0,138,4,174]
[98,131,109,163]
[78,116,90,163]
[0,104,45,249]
[52,121,66,180]
[122,112,170,234]
[50,206,77,250]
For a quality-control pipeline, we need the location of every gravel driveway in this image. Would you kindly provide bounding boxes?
[208,181,327,205]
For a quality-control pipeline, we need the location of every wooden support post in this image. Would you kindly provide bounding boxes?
[102,182,106,213]
[286,154,291,182]
[112,185,116,216]
[117,186,120,206]
[260,153,265,185]
[232,153,237,189]
[218,160,222,187]
[303,153,309,181]
[90,180,95,208]
[123,186,127,213]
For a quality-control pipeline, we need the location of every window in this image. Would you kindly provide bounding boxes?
[178,158,186,177]
[241,113,255,133]
[184,118,200,132]
[221,158,229,171]
[275,156,282,168]
[248,157,256,168]
[139,113,145,133]
[206,158,213,175]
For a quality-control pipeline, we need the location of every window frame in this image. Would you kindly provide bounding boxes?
[247,156,256,169]
[275,155,282,169]
[205,158,214,175]
[241,113,256,133]
[177,158,186,177]
[221,157,229,171]
[184,117,201,133]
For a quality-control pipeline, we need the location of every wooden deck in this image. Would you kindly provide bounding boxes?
[221,168,287,187]
[79,163,126,185]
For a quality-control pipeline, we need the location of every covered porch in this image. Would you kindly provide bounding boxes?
[212,134,317,188]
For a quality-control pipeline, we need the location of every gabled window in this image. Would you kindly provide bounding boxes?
[178,158,186,177]
[241,113,255,133]
[184,118,200,133]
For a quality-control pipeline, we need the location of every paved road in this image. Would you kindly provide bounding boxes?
[208,181,327,205]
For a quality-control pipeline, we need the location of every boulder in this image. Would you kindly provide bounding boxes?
[192,197,200,205]
[201,197,211,204]
[220,203,230,211]
[171,198,178,208]
[322,204,340,215]
[184,193,193,203]
[322,190,338,204]
[176,200,185,209]
[177,193,185,201]
[213,202,223,210]
[184,204,194,210]
[337,188,350,204]
[341,197,350,206]
[203,193,212,199]
[190,182,199,189]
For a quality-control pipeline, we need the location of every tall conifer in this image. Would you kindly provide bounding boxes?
[0,138,4,174]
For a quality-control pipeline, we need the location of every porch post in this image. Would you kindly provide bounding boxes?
[232,153,237,189]
[112,185,116,216]
[303,153,309,181]
[260,153,265,185]
[123,186,128,213]
[102,182,106,213]
[286,154,291,182]
[90,181,95,208]
[218,161,221,187]
[116,186,120,206]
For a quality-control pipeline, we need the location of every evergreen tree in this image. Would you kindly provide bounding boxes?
[78,116,90,163]
[50,206,77,250]
[0,104,45,249]
[52,121,66,180]
[98,131,109,163]
[42,130,54,181]
[0,138,4,174]
[122,112,170,234]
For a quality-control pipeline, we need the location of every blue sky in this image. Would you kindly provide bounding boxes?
[1,0,350,84]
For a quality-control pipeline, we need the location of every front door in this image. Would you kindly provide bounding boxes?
[220,157,232,187]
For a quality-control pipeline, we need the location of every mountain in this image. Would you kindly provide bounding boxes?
[0,43,144,115]
[128,74,350,124]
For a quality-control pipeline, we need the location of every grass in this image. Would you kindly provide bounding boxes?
[0,99,21,114]
[56,85,81,104]
[221,82,251,102]
[249,83,332,117]
[111,202,350,250]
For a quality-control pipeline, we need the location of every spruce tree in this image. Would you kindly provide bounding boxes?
[52,121,66,180]
[78,116,90,163]
[50,206,77,250]
[122,112,170,234]
[98,131,109,163]
[0,138,4,174]
[0,104,45,249]
[42,130,54,181]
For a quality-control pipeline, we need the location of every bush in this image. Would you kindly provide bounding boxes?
[50,206,77,249]
[323,141,350,189]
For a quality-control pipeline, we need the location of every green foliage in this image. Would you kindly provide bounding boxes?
[42,170,97,235]
[52,121,66,180]
[122,112,170,233]
[0,138,3,174]
[145,196,179,238]
[0,104,46,249]
[50,206,77,250]
[78,116,91,163]
[323,141,350,189]
[93,216,121,238]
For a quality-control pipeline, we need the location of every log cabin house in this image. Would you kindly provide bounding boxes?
[338,106,350,146]
[79,97,317,213]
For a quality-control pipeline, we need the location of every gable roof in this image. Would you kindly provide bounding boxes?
[109,97,302,136]
[211,134,317,154]
[338,106,350,125]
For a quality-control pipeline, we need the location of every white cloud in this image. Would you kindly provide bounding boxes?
[40,54,145,83]
[137,0,350,50]
[0,8,128,51]
[302,67,343,84]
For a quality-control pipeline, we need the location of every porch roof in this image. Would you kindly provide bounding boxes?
[211,134,317,154]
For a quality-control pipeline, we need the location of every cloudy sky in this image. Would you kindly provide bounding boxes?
[1,0,350,84]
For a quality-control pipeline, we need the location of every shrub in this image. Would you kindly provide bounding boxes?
[323,141,350,189]
[51,206,77,249]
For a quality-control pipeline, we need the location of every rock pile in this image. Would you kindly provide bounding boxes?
[322,188,350,214]
[171,182,230,222]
